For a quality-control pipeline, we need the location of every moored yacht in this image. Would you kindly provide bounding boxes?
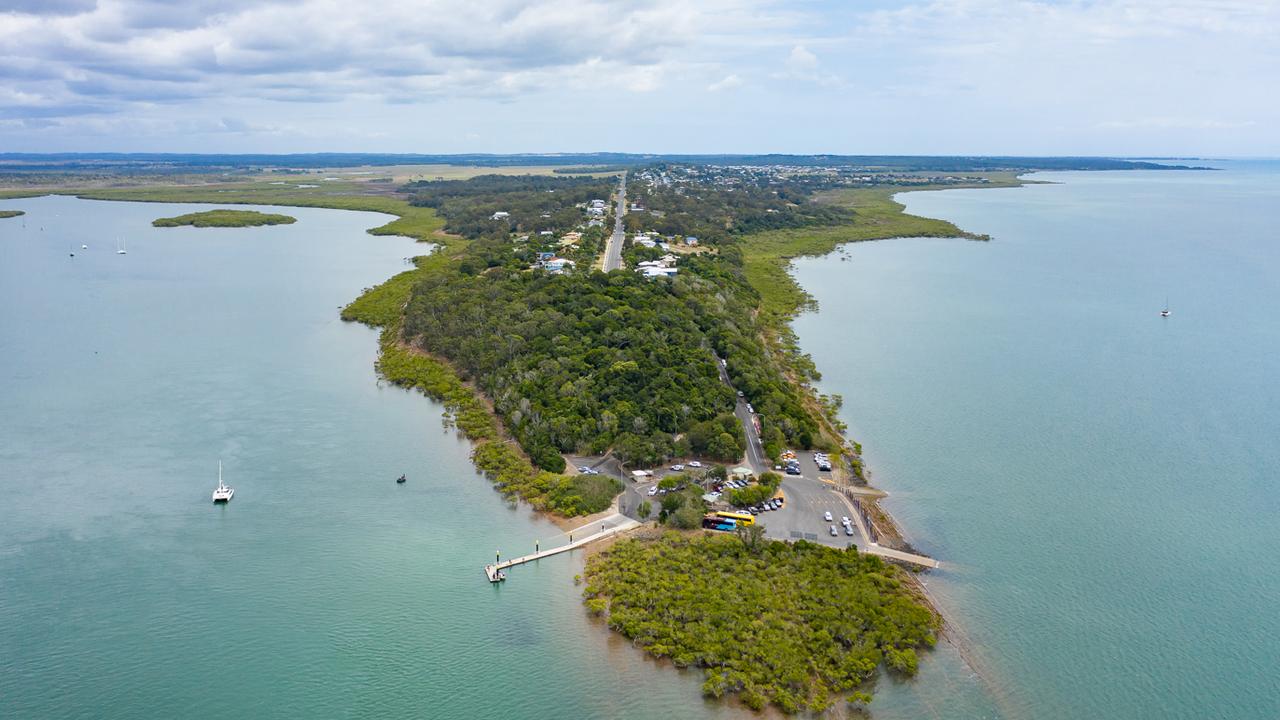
[212,461,234,503]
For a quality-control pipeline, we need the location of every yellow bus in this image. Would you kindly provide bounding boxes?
[715,511,755,527]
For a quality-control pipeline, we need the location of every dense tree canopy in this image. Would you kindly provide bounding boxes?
[584,532,939,713]
[406,174,616,240]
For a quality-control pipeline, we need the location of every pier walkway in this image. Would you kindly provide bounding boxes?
[835,489,940,569]
[485,513,640,582]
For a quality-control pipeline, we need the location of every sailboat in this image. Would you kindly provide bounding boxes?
[116,237,127,255]
[1161,297,1171,318]
[212,461,234,503]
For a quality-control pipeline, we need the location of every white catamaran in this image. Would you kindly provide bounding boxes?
[212,461,234,503]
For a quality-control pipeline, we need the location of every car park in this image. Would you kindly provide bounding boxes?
[823,511,833,521]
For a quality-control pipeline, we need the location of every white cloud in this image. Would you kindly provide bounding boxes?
[0,0,1276,154]
[785,45,818,74]
[707,74,743,92]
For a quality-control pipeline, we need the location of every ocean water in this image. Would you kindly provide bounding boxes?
[0,196,752,720]
[791,160,1280,719]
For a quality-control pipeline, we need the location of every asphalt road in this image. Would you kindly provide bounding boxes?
[602,175,626,272]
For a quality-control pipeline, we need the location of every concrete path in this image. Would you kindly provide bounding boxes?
[485,513,640,582]
[833,490,939,569]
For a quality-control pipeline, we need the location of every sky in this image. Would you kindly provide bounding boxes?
[1,0,1277,156]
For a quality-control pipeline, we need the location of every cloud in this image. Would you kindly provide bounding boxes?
[0,0,777,122]
[785,45,818,74]
[707,74,743,92]
[772,43,841,86]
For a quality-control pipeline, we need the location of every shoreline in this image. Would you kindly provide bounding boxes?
[776,175,1047,719]
[15,175,1026,715]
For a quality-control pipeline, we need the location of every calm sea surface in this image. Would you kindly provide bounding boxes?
[791,160,1280,719]
[6,161,1277,720]
[0,196,754,720]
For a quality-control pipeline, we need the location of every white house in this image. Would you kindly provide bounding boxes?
[491,211,510,220]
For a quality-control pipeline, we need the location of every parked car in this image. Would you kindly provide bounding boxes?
[746,403,754,414]
[670,464,684,471]
[578,466,591,473]
[736,390,744,397]
[823,511,833,522]
[845,526,855,536]
[841,516,851,525]
[688,461,702,468]
[830,525,839,536]
[647,486,658,496]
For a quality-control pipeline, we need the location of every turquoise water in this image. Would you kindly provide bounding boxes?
[791,161,1280,719]
[0,196,752,720]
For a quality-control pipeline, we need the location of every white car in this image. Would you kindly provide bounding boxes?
[647,486,658,496]
[746,403,754,414]
[688,461,702,468]
[670,464,685,471]
[823,511,833,522]
[841,516,851,525]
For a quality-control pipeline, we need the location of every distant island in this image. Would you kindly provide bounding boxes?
[152,209,296,228]
[0,210,24,219]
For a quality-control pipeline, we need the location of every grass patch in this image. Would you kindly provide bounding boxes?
[584,531,938,714]
[0,209,23,219]
[152,209,296,228]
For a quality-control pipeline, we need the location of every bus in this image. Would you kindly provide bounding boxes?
[702,515,737,532]
[715,511,755,527]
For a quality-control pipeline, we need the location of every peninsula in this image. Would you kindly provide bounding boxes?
[0,153,1174,714]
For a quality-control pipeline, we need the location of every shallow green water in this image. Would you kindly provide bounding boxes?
[0,196,758,720]
[1,196,987,720]
[791,161,1280,719]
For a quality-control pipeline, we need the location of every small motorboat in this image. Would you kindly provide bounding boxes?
[396,474,407,484]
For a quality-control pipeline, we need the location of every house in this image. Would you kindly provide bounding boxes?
[491,211,510,220]
[539,230,553,236]
[685,236,699,245]
[638,266,678,278]
[587,219,604,228]
[536,251,556,261]
[544,257,575,274]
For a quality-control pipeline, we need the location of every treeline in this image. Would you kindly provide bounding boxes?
[583,532,939,713]
[405,174,615,240]
[624,171,851,243]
